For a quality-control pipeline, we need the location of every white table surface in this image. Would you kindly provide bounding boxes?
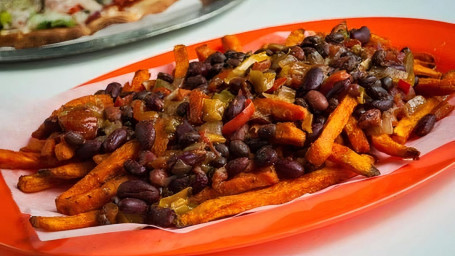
[1,0,455,255]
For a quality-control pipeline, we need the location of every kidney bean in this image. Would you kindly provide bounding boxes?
[135,121,156,150]
[275,159,305,179]
[184,75,207,89]
[192,168,208,194]
[381,76,393,91]
[147,206,176,227]
[206,51,226,65]
[76,139,102,160]
[289,46,305,61]
[302,67,324,90]
[414,114,436,137]
[229,123,249,141]
[64,131,85,146]
[226,157,250,177]
[258,124,277,139]
[358,108,381,129]
[105,82,122,99]
[372,49,386,67]
[123,159,147,176]
[157,72,174,83]
[120,105,134,123]
[350,26,371,44]
[103,128,127,153]
[104,106,122,122]
[215,143,229,158]
[367,86,391,101]
[144,94,164,112]
[149,169,169,187]
[325,32,345,44]
[169,175,191,193]
[371,99,394,111]
[346,83,361,97]
[171,159,192,175]
[178,150,206,166]
[255,146,278,167]
[118,198,148,215]
[325,79,350,99]
[224,94,246,121]
[229,140,250,158]
[305,90,329,111]
[176,102,189,117]
[117,180,159,204]
[211,156,227,168]
[137,150,156,166]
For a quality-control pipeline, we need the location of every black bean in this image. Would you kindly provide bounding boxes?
[305,90,329,111]
[226,157,250,177]
[307,122,324,143]
[325,79,350,99]
[76,139,102,160]
[157,72,174,83]
[330,55,361,72]
[135,121,156,150]
[225,94,246,121]
[176,102,189,117]
[226,58,242,67]
[123,159,147,176]
[350,26,371,44]
[120,105,134,123]
[359,75,378,88]
[302,47,324,64]
[244,138,269,153]
[179,132,200,147]
[206,52,226,65]
[229,140,250,158]
[414,114,436,137]
[255,146,278,167]
[353,105,367,118]
[64,131,85,146]
[118,198,148,215]
[103,128,128,153]
[215,143,229,158]
[258,124,277,139]
[178,151,206,166]
[105,82,122,99]
[145,94,164,111]
[358,109,381,129]
[208,63,224,77]
[372,49,386,67]
[366,86,391,100]
[117,180,160,204]
[346,83,361,97]
[275,159,305,179]
[147,206,176,227]
[302,67,324,90]
[381,76,393,91]
[134,90,151,101]
[301,36,322,48]
[192,169,208,194]
[34,117,61,139]
[294,98,309,108]
[171,159,192,175]
[289,46,305,60]
[211,156,227,168]
[225,50,246,60]
[169,175,191,193]
[187,61,207,77]
[326,97,339,113]
[325,32,345,44]
[371,99,394,111]
[184,75,207,89]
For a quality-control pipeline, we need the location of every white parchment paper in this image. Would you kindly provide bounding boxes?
[1,32,454,241]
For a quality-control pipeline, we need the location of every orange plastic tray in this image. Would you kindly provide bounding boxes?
[1,17,455,256]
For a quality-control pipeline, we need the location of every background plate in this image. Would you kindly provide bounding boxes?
[0,17,454,256]
[0,0,241,62]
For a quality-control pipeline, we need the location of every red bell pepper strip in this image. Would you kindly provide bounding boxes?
[266,77,287,93]
[222,99,255,135]
[398,79,411,94]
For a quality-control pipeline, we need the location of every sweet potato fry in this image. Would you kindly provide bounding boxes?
[20,138,46,153]
[62,175,129,215]
[392,97,440,144]
[188,89,209,125]
[329,143,380,177]
[151,119,170,157]
[306,95,358,166]
[221,35,242,52]
[415,77,455,96]
[17,172,71,193]
[191,166,279,204]
[274,122,306,146]
[39,161,95,180]
[173,44,189,79]
[50,94,114,117]
[371,134,420,160]
[432,99,455,121]
[285,29,306,46]
[123,69,150,92]
[41,137,56,158]
[175,88,191,101]
[195,44,216,62]
[414,59,435,69]
[254,98,308,121]
[54,140,75,161]
[56,141,140,213]
[344,116,370,153]
[0,149,61,170]
[413,63,442,79]
[30,210,99,231]
[92,153,111,165]
[178,167,355,227]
